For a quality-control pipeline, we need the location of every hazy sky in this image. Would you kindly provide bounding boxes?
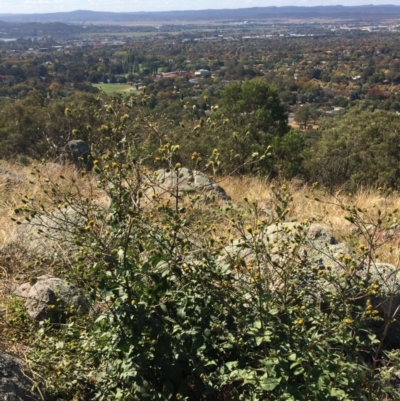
[2,0,400,15]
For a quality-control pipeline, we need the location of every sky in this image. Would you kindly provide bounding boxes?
[2,0,400,15]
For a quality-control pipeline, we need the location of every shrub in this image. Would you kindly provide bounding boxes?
[11,100,400,401]
[303,108,400,190]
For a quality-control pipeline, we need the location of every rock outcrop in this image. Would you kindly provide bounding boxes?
[60,140,93,171]
[14,275,90,322]
[146,167,231,201]
[0,167,25,187]
[0,352,39,401]
[9,206,85,258]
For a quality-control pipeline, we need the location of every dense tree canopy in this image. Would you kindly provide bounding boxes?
[212,79,290,174]
[303,108,400,189]
[219,78,289,140]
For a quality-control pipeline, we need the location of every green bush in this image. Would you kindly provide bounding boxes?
[15,100,400,401]
[303,108,400,190]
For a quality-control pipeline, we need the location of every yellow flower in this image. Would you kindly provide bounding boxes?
[297,318,304,325]
[131,300,136,306]
[245,225,253,233]
[343,318,352,324]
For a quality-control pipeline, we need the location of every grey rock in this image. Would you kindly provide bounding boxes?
[13,282,32,298]
[221,222,340,266]
[146,168,231,200]
[0,167,25,187]
[0,352,39,401]
[9,206,85,258]
[60,139,93,171]
[14,275,90,322]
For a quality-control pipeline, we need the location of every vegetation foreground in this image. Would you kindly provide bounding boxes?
[2,129,400,400]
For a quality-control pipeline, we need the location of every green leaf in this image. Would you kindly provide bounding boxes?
[256,336,263,346]
[220,263,232,275]
[293,367,305,376]
[330,387,347,398]
[260,377,281,391]
[225,361,238,370]
[287,353,297,361]
[253,320,262,329]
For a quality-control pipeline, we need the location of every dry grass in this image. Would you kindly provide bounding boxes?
[1,164,399,261]
[2,163,400,352]
[221,175,400,266]
[1,164,398,253]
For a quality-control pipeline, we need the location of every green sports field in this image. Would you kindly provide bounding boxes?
[93,84,138,95]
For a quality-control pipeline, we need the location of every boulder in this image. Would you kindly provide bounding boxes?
[9,206,85,258]
[60,140,93,171]
[221,222,341,267]
[0,352,39,401]
[0,167,25,187]
[146,168,231,200]
[14,275,90,322]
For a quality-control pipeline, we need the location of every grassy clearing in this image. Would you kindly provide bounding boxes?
[93,83,138,95]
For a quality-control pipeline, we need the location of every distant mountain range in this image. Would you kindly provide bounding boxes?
[1,5,400,23]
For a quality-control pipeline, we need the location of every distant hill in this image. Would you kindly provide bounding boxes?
[1,5,400,23]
